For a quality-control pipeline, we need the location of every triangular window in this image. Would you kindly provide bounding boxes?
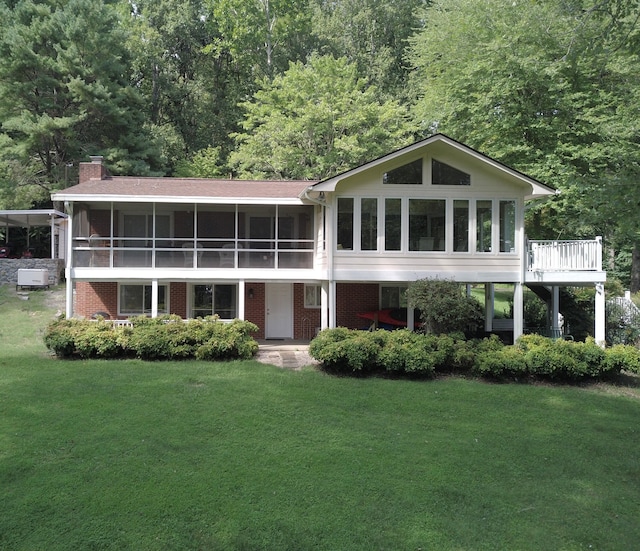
[432,159,470,186]
[383,159,422,185]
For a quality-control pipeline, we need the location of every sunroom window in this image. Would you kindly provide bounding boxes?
[409,199,445,251]
[337,198,354,250]
[383,159,422,185]
[432,159,470,186]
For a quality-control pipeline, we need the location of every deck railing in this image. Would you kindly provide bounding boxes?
[527,237,602,272]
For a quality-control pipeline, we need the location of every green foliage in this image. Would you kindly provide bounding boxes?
[43,316,258,361]
[308,327,383,373]
[0,0,162,198]
[310,327,637,382]
[606,298,640,346]
[604,344,640,375]
[230,54,416,180]
[407,277,484,335]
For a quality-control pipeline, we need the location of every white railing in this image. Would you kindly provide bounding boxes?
[527,237,602,272]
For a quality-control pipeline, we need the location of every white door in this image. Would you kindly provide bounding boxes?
[266,283,293,339]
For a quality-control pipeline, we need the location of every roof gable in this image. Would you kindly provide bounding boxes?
[308,134,556,199]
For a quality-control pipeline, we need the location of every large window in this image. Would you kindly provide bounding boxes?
[360,198,378,251]
[383,159,422,185]
[500,200,516,252]
[119,284,168,316]
[337,198,354,250]
[454,200,469,252]
[409,199,445,251]
[476,200,493,252]
[384,198,401,251]
[192,284,237,319]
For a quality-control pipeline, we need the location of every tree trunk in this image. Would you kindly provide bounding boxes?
[630,242,640,294]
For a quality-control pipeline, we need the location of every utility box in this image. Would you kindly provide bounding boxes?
[17,269,49,289]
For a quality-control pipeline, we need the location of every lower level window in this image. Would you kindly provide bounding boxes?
[192,284,237,319]
[304,284,322,308]
[119,284,168,316]
[381,285,408,308]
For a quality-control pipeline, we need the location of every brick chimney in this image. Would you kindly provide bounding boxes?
[78,155,108,183]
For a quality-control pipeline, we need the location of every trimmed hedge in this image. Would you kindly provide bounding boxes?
[44,316,259,361]
[309,328,640,382]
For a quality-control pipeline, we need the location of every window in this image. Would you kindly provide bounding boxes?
[432,159,470,186]
[454,200,469,252]
[337,198,354,250]
[384,198,402,251]
[192,284,237,319]
[304,284,322,308]
[476,200,492,252]
[409,199,445,251]
[360,198,378,251]
[500,200,516,252]
[381,285,408,308]
[119,284,168,315]
[383,159,422,185]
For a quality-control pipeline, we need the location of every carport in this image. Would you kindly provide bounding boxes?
[0,209,68,259]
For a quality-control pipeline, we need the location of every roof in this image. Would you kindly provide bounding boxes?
[0,209,67,228]
[52,177,318,204]
[307,133,557,200]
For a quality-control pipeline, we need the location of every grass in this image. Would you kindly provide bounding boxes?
[2,285,640,550]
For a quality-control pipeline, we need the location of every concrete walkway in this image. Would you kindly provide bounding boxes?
[255,340,319,370]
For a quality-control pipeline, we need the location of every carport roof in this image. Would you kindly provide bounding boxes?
[0,209,67,228]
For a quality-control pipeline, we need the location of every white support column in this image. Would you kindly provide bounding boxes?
[513,282,524,341]
[594,282,605,346]
[238,280,246,320]
[551,285,560,335]
[321,281,329,330]
[484,284,495,332]
[151,279,158,318]
[407,305,415,332]
[65,202,74,318]
[329,280,337,328]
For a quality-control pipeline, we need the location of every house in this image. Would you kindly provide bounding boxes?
[51,135,606,342]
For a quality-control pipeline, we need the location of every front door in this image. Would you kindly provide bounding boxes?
[265,283,293,339]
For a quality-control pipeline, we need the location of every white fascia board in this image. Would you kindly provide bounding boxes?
[52,194,306,205]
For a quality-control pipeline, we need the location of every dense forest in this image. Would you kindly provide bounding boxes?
[1,0,639,288]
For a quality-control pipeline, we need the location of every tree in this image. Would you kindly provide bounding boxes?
[310,0,430,97]
[407,278,483,335]
[0,0,161,205]
[230,54,416,180]
[407,0,640,288]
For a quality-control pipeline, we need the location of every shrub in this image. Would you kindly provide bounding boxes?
[43,318,85,358]
[309,328,383,373]
[44,316,258,361]
[407,277,484,335]
[474,346,528,379]
[603,344,640,375]
[378,329,436,375]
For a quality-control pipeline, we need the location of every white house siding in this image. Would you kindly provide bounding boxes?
[332,253,522,283]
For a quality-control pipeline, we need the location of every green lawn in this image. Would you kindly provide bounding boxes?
[1,285,640,550]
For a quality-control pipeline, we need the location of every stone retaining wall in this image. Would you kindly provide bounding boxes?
[0,259,65,286]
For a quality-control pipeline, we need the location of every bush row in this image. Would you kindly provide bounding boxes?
[44,315,259,361]
[309,328,640,381]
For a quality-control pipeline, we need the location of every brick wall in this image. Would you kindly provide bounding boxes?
[336,283,379,329]
[245,283,265,339]
[170,283,187,318]
[76,281,117,319]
